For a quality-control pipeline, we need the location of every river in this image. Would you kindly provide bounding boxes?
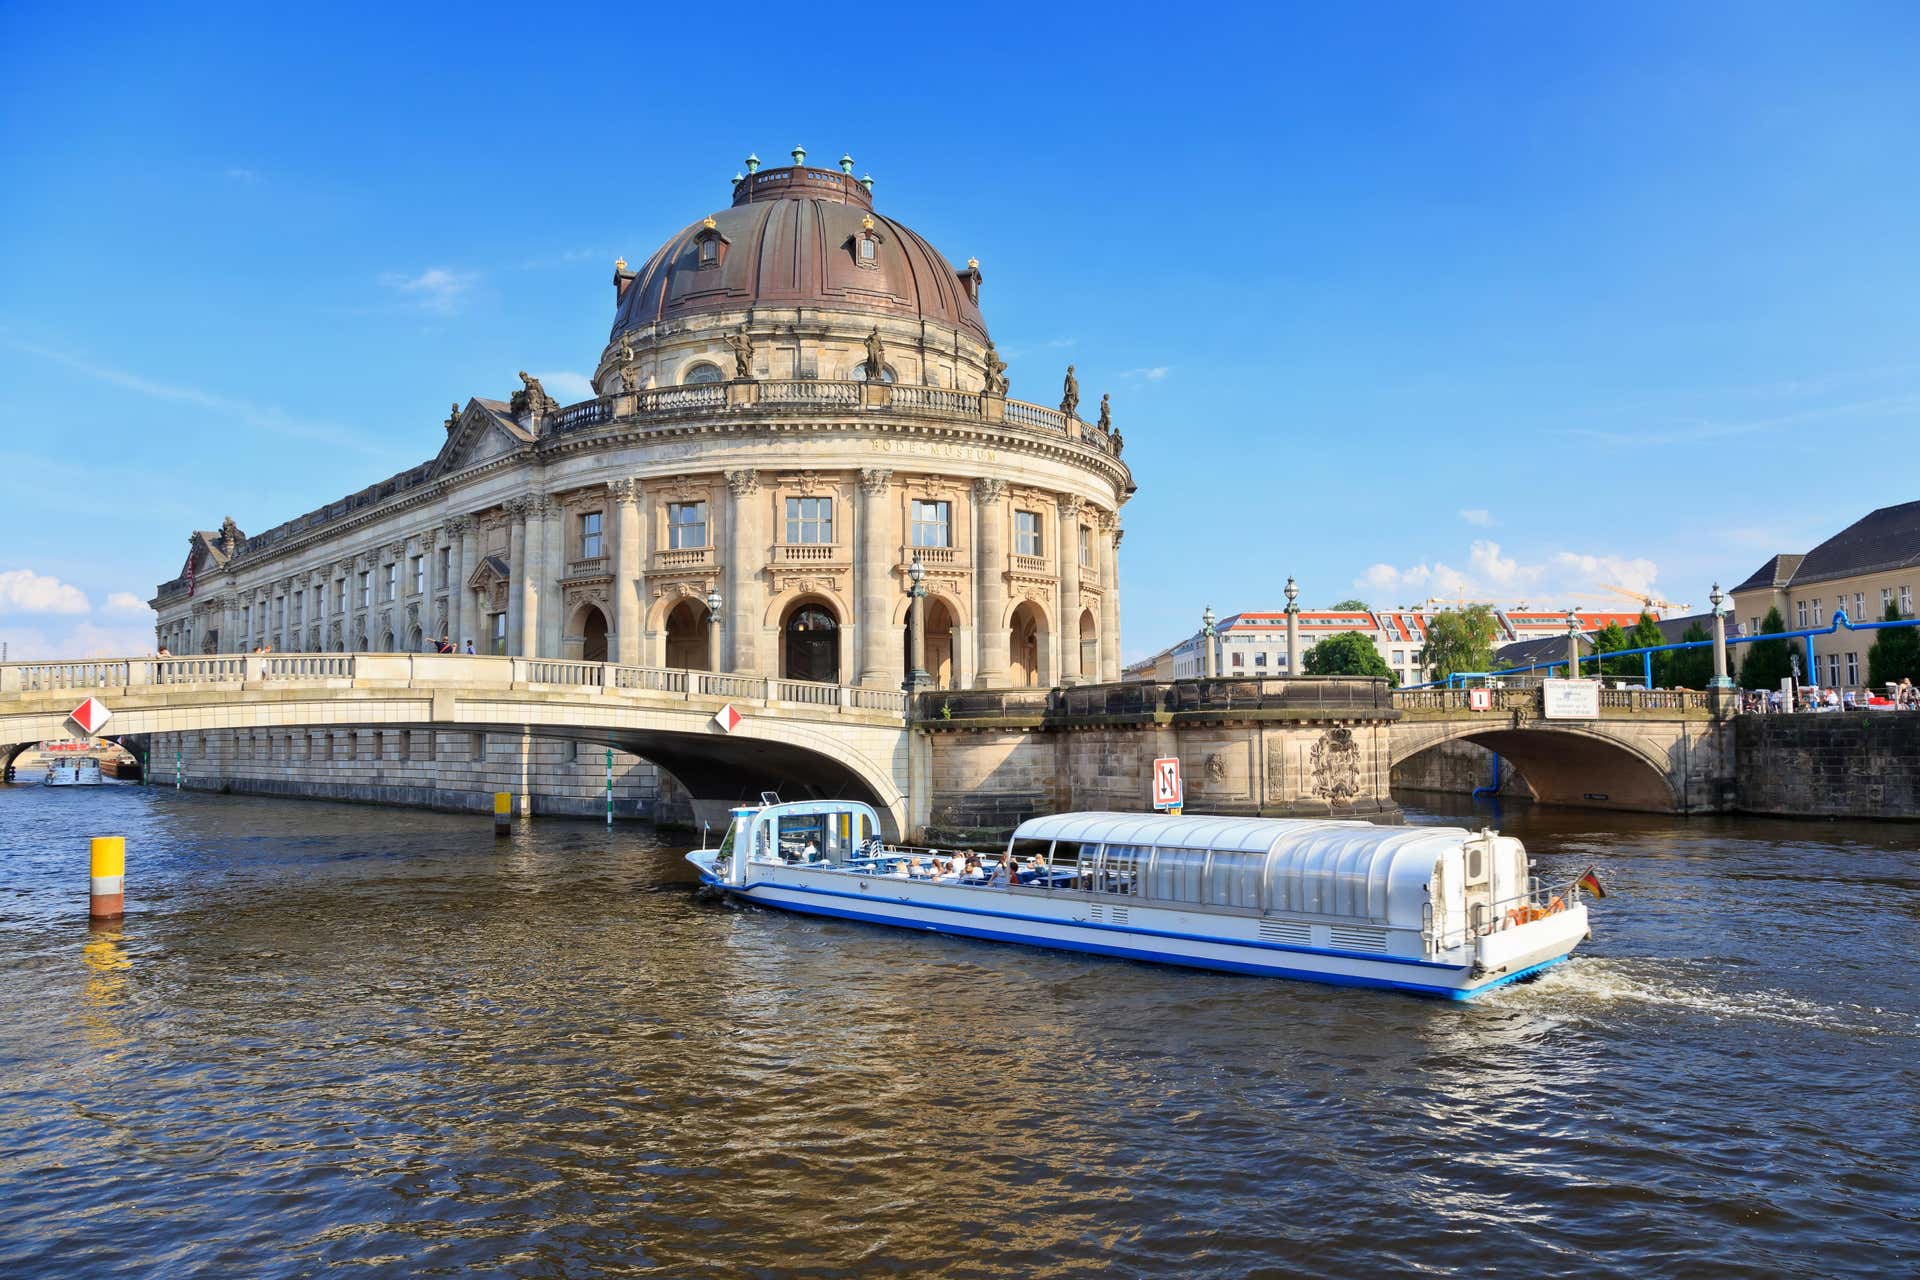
[0,777,1915,1278]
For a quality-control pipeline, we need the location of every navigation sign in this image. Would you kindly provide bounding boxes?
[1467,688,1492,712]
[70,697,112,735]
[713,703,742,733]
[1541,678,1600,719]
[1151,756,1183,810]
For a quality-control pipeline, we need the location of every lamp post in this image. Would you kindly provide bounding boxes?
[904,555,930,693]
[1200,605,1218,679]
[1284,576,1300,679]
[705,587,723,672]
[1709,582,1734,690]
[1565,608,1582,681]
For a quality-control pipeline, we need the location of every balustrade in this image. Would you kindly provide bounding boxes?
[654,547,715,571]
[775,543,839,563]
[549,398,612,432]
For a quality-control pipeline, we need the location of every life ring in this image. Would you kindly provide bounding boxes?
[1548,896,1565,914]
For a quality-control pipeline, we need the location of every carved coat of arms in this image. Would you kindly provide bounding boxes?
[1311,728,1362,804]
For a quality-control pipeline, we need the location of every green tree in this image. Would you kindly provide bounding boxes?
[1867,601,1920,687]
[1665,622,1713,688]
[1628,611,1665,685]
[1302,630,1396,685]
[1592,621,1633,679]
[1329,598,1371,612]
[1739,606,1794,690]
[1421,605,1499,681]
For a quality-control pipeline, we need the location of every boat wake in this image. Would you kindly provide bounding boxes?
[1489,957,1913,1037]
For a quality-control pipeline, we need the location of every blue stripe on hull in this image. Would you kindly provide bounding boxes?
[731,887,1563,999]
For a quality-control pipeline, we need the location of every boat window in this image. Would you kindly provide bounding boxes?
[777,813,834,862]
[1007,837,1051,866]
[1145,846,1207,904]
[1207,850,1263,909]
[1101,844,1145,896]
[1052,840,1092,873]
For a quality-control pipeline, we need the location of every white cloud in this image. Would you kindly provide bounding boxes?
[0,620,157,661]
[224,167,261,183]
[378,267,478,315]
[104,592,153,616]
[1357,539,1662,609]
[536,371,595,402]
[1121,366,1170,381]
[0,569,90,616]
[1458,508,1494,527]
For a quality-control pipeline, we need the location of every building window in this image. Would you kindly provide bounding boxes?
[580,511,603,559]
[1255,653,1267,667]
[911,500,951,548]
[437,547,451,589]
[1811,599,1823,625]
[855,362,895,384]
[1015,509,1042,557]
[683,362,724,385]
[698,237,719,266]
[1796,601,1808,628]
[242,604,251,633]
[359,572,371,608]
[1853,592,1864,619]
[384,563,397,601]
[1903,586,1914,615]
[1847,652,1859,685]
[292,591,303,624]
[1882,587,1895,611]
[1079,525,1093,567]
[411,556,425,594]
[1826,653,1840,687]
[1392,649,1405,664]
[276,597,285,628]
[785,496,833,545]
[490,612,507,656]
[858,235,879,263]
[1231,651,1243,668]
[668,501,707,549]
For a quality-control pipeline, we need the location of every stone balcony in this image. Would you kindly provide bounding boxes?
[652,546,716,573]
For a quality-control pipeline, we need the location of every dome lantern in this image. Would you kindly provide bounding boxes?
[744,152,760,175]
[840,153,855,175]
[791,144,807,166]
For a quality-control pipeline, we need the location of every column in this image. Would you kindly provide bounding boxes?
[1057,497,1083,685]
[974,478,1009,687]
[540,497,565,657]
[857,468,895,687]
[457,519,480,649]
[1099,517,1122,682]
[724,470,763,673]
[443,517,467,648]
[1286,608,1300,679]
[611,480,642,666]
[520,497,546,658]
[507,499,529,656]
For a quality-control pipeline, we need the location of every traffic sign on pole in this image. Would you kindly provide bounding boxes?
[1151,756,1183,811]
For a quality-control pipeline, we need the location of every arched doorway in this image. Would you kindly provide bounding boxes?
[664,599,712,670]
[382,630,395,652]
[1079,608,1099,681]
[580,606,609,663]
[905,596,958,688]
[1009,602,1048,688]
[783,601,840,684]
[409,625,424,652]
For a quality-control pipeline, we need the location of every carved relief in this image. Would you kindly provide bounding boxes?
[608,478,638,506]
[858,467,893,495]
[1311,729,1362,804]
[974,477,1007,504]
[1265,738,1287,801]
[788,470,826,496]
[725,468,760,498]
[1206,752,1227,782]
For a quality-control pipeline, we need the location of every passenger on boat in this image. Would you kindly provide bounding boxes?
[801,838,819,862]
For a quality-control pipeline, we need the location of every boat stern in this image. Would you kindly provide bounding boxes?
[1469,901,1589,991]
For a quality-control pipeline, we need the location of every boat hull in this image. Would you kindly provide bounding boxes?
[693,860,1582,1000]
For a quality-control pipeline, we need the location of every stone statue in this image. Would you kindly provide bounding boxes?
[724,329,755,379]
[864,326,887,381]
[218,516,241,555]
[511,371,558,416]
[1097,392,1111,434]
[1061,364,1080,420]
[1111,428,1124,456]
[615,337,638,392]
[444,402,461,433]
[982,340,1009,396]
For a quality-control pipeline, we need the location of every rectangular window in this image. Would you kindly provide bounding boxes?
[1796,601,1808,628]
[411,556,425,595]
[242,604,251,633]
[276,597,285,628]
[1254,652,1267,667]
[668,501,707,550]
[1078,524,1093,567]
[491,612,507,656]
[1903,586,1914,615]
[359,572,371,608]
[1015,509,1042,557]
[1811,598,1823,625]
[1827,653,1840,687]
[1749,616,1759,636]
[1230,651,1243,667]
[1854,592,1865,619]
[437,546,451,589]
[1882,587,1895,611]
[384,563,397,601]
[1847,652,1859,684]
[911,499,951,548]
[580,511,603,559]
[292,591,303,624]
[785,496,833,545]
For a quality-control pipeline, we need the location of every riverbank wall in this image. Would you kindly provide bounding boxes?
[1734,714,1920,819]
[136,728,694,822]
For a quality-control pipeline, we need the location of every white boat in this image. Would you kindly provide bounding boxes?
[43,757,104,786]
[687,800,1593,999]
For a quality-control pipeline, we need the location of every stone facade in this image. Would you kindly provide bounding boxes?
[1734,713,1920,818]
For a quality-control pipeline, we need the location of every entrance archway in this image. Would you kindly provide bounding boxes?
[664,599,712,670]
[783,600,841,683]
[902,596,958,688]
[1009,601,1048,688]
[579,605,609,663]
[1079,608,1099,681]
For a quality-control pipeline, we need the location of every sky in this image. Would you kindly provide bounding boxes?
[3,1,1917,662]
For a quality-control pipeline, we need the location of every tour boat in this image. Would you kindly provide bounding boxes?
[43,757,104,787]
[687,799,1594,999]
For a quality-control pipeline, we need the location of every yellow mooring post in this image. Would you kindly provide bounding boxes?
[90,836,126,920]
[493,791,512,838]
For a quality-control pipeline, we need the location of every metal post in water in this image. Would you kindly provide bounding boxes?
[494,791,512,837]
[89,836,125,920]
[174,748,181,791]
[606,748,613,827]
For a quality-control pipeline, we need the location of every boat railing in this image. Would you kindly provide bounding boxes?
[1424,877,1570,952]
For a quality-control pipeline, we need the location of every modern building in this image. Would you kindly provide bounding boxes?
[1730,499,1920,690]
[145,149,1135,815]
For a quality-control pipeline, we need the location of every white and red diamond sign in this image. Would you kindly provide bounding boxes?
[70,697,112,735]
[712,703,742,733]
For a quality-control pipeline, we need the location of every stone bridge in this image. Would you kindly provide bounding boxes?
[0,654,918,836]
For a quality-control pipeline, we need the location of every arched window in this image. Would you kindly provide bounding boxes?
[783,603,840,684]
[855,363,895,384]
[683,362,724,385]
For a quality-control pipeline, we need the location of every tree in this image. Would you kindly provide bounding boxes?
[1592,621,1633,679]
[1665,622,1713,688]
[1329,598,1371,612]
[1629,611,1665,685]
[1421,605,1499,681]
[1739,606,1794,690]
[1867,601,1920,687]
[1302,630,1396,685]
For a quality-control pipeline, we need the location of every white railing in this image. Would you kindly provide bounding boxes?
[517,659,599,686]
[638,384,726,413]
[773,678,841,707]
[890,385,982,415]
[775,544,839,562]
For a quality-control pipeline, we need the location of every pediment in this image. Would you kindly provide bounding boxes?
[467,554,511,591]
[430,400,535,478]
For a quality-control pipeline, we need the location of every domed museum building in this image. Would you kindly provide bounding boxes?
[148,151,1134,814]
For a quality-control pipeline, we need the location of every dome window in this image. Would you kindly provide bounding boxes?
[682,362,725,385]
[847,219,884,270]
[692,219,730,271]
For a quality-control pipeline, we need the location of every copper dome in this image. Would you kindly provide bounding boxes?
[611,165,988,343]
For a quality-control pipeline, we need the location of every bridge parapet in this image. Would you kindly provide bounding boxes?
[919,676,1396,729]
[1391,686,1734,721]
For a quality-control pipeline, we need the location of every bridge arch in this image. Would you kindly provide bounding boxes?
[1391,720,1682,812]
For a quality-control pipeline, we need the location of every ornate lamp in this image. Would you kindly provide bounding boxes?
[791,145,807,167]
[1708,582,1734,689]
[905,555,930,692]
[744,153,760,175]
[840,153,855,175]
[1284,577,1299,611]
[705,587,723,626]
[1201,604,1218,679]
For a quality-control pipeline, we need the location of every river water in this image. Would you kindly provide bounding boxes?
[0,778,1915,1279]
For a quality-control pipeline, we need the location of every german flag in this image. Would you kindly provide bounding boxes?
[1577,866,1607,899]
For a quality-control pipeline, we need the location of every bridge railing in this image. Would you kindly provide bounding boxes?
[1391,687,1718,715]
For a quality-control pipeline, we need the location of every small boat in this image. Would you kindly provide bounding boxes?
[44,757,104,787]
[687,800,1593,999]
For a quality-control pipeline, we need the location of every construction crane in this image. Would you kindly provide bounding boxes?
[1599,583,1691,616]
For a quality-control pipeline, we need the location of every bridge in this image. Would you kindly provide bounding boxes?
[0,654,916,836]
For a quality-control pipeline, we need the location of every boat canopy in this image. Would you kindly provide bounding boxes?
[1009,812,1477,927]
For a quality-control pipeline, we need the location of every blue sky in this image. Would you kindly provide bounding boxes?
[3,1,1917,660]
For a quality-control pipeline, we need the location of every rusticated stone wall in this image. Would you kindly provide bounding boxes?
[917,677,1401,843]
[1734,713,1920,818]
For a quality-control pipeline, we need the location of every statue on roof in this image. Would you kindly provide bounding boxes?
[444,402,461,434]
[511,371,558,416]
[1097,393,1111,434]
[1061,364,1080,420]
[864,326,887,381]
[982,341,1009,396]
[218,516,242,555]
[615,337,638,392]
[724,328,755,380]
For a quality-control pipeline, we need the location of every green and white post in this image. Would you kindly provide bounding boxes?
[174,748,182,791]
[605,748,613,827]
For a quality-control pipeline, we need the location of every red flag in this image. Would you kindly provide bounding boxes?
[184,549,197,598]
[1577,866,1607,899]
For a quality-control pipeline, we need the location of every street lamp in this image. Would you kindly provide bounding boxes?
[1565,607,1582,680]
[904,555,930,692]
[1708,582,1734,690]
[1283,576,1300,679]
[705,587,723,671]
[1200,604,1218,679]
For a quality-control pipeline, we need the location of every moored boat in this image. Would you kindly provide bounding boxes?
[44,757,104,787]
[687,800,1594,999]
